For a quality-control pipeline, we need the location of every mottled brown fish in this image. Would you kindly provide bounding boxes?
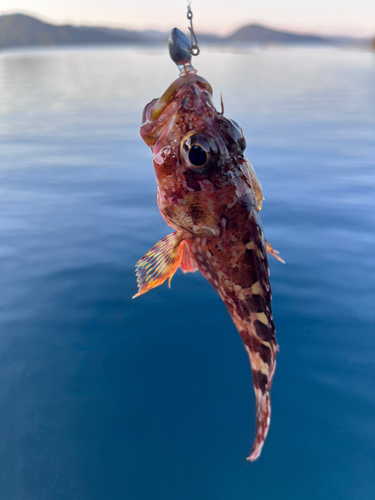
[133,29,283,461]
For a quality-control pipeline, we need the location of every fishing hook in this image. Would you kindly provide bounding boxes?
[187,4,200,56]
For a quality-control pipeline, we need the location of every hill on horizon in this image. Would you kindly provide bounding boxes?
[226,24,331,44]
[0,13,369,50]
[0,13,143,49]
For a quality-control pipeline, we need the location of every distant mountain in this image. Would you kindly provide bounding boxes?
[0,13,369,50]
[0,13,142,49]
[95,27,167,41]
[79,26,145,43]
[226,24,332,45]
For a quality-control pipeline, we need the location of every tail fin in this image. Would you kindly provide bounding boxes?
[244,339,277,461]
[247,378,271,461]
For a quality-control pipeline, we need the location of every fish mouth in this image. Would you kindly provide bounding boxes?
[148,74,213,122]
[142,98,159,125]
[140,74,213,146]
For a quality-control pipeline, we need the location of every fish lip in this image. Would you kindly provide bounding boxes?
[150,74,213,122]
[142,98,159,125]
[140,74,213,146]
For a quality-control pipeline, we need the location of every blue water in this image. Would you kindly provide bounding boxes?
[0,45,374,499]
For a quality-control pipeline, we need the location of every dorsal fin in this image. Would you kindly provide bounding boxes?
[265,240,285,263]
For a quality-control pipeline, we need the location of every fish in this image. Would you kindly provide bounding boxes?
[133,29,283,461]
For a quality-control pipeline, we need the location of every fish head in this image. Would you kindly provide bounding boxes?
[140,73,254,236]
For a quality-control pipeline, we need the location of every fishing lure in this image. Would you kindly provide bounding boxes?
[134,21,283,460]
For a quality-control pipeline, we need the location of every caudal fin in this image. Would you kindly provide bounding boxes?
[247,386,271,461]
[244,338,277,461]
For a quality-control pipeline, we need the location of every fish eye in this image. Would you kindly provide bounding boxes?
[229,119,246,151]
[238,137,246,151]
[188,144,208,169]
[230,119,241,130]
[181,133,216,173]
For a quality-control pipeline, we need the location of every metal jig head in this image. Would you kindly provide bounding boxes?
[168,4,200,76]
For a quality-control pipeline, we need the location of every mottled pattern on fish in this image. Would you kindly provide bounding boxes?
[134,72,281,460]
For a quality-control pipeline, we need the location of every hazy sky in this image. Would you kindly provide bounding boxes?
[1,0,374,37]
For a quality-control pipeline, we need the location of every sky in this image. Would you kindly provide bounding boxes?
[1,0,374,37]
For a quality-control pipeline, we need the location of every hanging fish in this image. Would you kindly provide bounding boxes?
[133,27,283,461]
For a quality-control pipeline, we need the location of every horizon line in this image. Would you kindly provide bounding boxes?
[0,10,371,40]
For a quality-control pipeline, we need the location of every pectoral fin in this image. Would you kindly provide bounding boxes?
[180,241,198,273]
[266,240,285,264]
[133,232,184,298]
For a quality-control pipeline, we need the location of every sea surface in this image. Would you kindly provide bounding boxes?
[0,45,374,500]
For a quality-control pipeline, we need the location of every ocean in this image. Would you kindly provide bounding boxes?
[0,45,374,499]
